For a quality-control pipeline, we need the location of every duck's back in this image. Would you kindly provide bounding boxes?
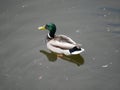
[54,35,76,44]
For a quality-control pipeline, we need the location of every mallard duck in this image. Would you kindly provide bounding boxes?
[38,23,84,56]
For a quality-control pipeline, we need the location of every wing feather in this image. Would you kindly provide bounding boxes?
[54,35,76,44]
[48,35,77,49]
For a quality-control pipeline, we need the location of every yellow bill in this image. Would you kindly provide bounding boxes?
[38,25,46,30]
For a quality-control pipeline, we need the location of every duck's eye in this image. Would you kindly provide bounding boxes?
[45,24,48,29]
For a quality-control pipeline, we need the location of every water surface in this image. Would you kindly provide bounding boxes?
[0,0,120,90]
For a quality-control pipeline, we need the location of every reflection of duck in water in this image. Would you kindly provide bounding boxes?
[38,23,84,56]
[40,50,84,66]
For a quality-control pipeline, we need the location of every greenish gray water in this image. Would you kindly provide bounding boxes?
[0,0,120,90]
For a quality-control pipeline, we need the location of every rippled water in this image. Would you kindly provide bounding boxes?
[0,0,120,90]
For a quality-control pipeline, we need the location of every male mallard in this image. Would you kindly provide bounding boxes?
[38,23,84,56]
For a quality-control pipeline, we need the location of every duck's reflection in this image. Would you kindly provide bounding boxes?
[40,50,84,66]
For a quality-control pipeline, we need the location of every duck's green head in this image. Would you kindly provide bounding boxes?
[38,23,56,31]
[38,23,56,38]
